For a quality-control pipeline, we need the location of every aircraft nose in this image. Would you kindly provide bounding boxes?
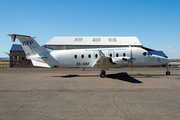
[160,58,171,64]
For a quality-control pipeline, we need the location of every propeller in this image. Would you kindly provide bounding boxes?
[129,44,133,67]
[122,45,136,67]
[129,44,136,74]
[129,44,134,74]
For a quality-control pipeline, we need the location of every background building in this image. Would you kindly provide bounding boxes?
[44,36,142,50]
[10,44,32,67]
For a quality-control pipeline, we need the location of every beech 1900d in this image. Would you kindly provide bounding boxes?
[8,34,171,78]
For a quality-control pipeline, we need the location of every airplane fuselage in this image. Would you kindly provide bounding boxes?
[8,34,171,77]
[37,47,170,68]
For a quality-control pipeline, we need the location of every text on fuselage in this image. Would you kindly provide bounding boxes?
[76,62,90,66]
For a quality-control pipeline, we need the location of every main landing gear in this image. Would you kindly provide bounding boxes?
[100,70,106,78]
[166,65,170,75]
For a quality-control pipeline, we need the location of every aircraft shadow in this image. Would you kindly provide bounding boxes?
[53,72,143,83]
[106,73,143,83]
[62,75,80,78]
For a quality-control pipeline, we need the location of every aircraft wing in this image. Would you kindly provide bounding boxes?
[93,50,116,69]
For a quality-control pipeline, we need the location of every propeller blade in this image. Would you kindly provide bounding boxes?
[129,44,133,67]
[129,44,133,74]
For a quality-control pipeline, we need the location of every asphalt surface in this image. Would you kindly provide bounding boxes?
[0,68,180,120]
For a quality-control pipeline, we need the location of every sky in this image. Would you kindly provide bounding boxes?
[0,0,180,59]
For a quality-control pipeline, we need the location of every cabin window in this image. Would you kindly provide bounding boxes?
[123,53,126,57]
[116,53,119,57]
[74,55,77,59]
[81,54,84,59]
[95,54,98,58]
[109,53,112,57]
[88,54,91,58]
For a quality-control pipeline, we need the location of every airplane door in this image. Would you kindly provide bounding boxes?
[108,50,114,58]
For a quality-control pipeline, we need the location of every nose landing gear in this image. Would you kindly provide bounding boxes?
[166,65,170,75]
[166,71,170,75]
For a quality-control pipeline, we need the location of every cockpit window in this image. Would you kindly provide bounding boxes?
[143,52,147,56]
[148,52,152,55]
[143,52,152,56]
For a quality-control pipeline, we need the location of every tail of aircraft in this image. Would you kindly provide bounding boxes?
[8,34,48,56]
[8,34,52,68]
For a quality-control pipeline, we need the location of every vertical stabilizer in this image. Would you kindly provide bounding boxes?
[8,34,48,56]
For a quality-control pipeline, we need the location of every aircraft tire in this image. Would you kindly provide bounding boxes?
[100,73,106,78]
[166,71,170,75]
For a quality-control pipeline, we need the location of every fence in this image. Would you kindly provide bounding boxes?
[0,61,9,68]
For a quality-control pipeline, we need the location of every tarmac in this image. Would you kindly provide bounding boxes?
[0,67,180,120]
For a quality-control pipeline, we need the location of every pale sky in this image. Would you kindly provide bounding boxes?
[0,0,180,59]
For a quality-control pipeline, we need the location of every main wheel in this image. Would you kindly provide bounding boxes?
[166,71,170,75]
[100,73,106,78]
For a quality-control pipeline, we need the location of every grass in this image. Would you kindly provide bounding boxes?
[171,59,180,62]
[0,61,9,68]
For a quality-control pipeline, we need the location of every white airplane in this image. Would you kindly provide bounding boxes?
[8,34,171,78]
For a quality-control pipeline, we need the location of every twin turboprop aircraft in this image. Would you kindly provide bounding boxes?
[8,34,171,78]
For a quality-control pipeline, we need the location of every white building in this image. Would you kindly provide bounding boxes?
[44,36,142,50]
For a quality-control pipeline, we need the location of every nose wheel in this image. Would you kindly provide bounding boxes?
[166,71,170,75]
[166,65,170,75]
[100,70,106,78]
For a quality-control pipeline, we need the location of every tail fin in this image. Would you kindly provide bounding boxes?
[8,34,52,68]
[8,34,48,56]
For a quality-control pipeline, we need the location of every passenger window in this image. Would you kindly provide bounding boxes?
[74,55,77,59]
[81,54,84,59]
[88,54,91,58]
[109,53,112,57]
[123,53,126,57]
[116,53,119,57]
[95,54,98,58]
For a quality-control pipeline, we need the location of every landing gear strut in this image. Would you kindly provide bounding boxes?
[166,65,170,75]
[100,70,106,78]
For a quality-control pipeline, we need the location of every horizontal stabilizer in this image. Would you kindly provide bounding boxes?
[8,34,36,42]
[31,60,52,68]
[39,54,47,58]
